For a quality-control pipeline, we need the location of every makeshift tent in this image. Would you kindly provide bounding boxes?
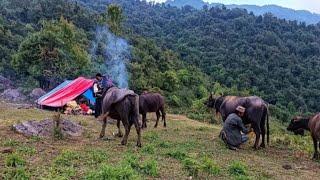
[37,77,96,107]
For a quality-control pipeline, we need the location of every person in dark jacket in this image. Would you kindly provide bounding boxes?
[219,106,249,150]
[93,73,116,118]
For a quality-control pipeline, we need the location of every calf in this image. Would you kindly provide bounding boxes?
[287,113,320,159]
[139,92,166,128]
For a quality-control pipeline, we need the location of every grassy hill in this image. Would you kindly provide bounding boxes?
[0,102,319,179]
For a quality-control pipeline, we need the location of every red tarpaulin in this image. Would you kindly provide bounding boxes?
[39,77,94,107]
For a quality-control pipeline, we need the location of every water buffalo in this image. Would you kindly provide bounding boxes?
[99,87,141,147]
[205,95,269,149]
[139,92,166,128]
[287,113,320,159]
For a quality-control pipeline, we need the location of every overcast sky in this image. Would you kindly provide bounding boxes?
[150,0,320,13]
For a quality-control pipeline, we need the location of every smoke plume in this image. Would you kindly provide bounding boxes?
[90,26,131,88]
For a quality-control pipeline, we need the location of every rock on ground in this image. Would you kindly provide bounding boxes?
[0,89,26,102]
[0,75,13,91]
[12,119,83,137]
[29,88,46,100]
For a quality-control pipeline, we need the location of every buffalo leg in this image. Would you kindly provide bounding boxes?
[155,111,160,128]
[121,120,131,146]
[260,121,266,148]
[161,107,166,127]
[252,123,261,149]
[134,119,142,147]
[99,118,107,138]
[142,113,147,129]
[312,136,319,159]
[116,120,123,137]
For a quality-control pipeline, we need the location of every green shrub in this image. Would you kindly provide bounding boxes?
[53,150,80,166]
[141,144,155,154]
[140,159,158,177]
[85,164,140,180]
[124,154,139,169]
[196,126,210,131]
[86,149,108,164]
[29,136,41,142]
[157,141,172,148]
[17,146,36,156]
[166,150,187,160]
[144,132,159,142]
[2,167,29,180]
[53,127,64,140]
[182,157,200,177]
[50,166,76,178]
[3,139,19,147]
[201,156,220,175]
[5,153,26,167]
[228,161,248,176]
[234,175,251,180]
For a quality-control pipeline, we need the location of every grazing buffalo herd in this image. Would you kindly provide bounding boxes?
[97,87,320,160]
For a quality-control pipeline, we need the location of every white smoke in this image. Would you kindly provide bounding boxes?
[90,26,131,88]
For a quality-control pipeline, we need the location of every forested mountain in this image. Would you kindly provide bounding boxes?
[76,0,320,113]
[165,0,320,24]
[1,0,320,116]
[0,0,210,110]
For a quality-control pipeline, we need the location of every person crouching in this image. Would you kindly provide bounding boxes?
[219,106,249,150]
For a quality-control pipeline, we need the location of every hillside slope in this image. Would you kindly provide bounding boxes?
[0,103,319,179]
[75,0,320,114]
[165,0,320,24]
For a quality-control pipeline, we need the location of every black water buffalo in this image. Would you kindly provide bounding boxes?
[287,113,320,159]
[99,87,141,147]
[139,92,166,128]
[205,95,269,149]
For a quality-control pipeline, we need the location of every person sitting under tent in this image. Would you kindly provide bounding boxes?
[79,98,93,115]
[219,106,250,150]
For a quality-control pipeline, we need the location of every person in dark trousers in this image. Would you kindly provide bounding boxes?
[219,106,249,150]
[93,73,104,118]
[93,73,115,118]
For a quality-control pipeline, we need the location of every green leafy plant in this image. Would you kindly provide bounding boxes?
[166,150,187,161]
[228,161,248,177]
[140,159,158,177]
[200,156,220,175]
[141,144,155,154]
[5,153,26,167]
[3,139,19,147]
[182,157,201,177]
[85,164,139,180]
[2,167,30,180]
[53,150,80,167]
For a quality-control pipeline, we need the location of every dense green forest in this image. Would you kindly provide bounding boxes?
[0,0,210,112]
[1,0,320,119]
[75,0,320,113]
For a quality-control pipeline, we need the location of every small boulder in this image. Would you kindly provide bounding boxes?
[12,119,83,137]
[1,148,14,154]
[29,88,46,100]
[282,164,293,170]
[0,89,26,102]
[0,75,13,91]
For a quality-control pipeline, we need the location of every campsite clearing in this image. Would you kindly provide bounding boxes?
[0,102,319,179]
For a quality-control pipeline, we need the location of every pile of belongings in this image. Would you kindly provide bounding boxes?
[64,100,93,115]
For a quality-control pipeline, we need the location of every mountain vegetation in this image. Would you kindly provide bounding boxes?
[0,0,210,111]
[1,0,320,118]
[166,0,320,24]
[76,0,320,115]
